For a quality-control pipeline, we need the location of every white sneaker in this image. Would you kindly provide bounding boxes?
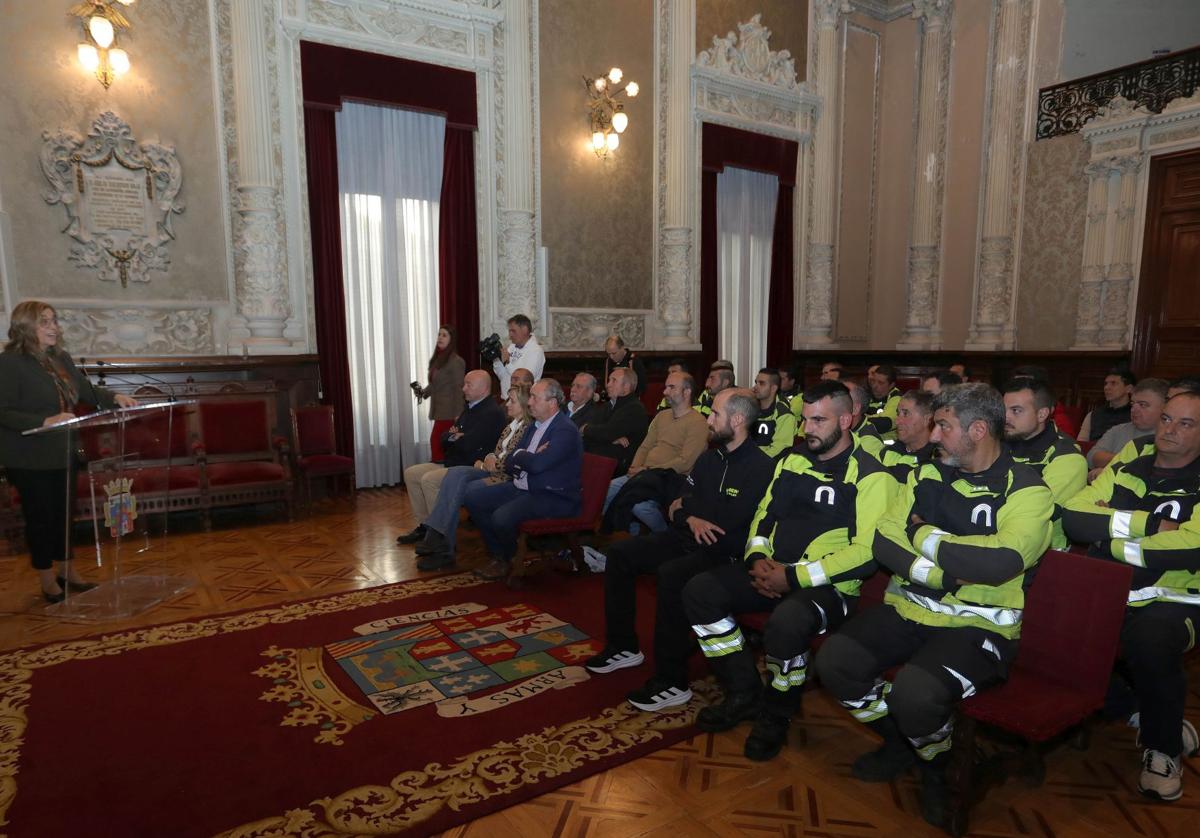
[1130,714,1199,758]
[626,677,694,712]
[1138,749,1183,801]
[584,646,644,674]
[582,546,607,573]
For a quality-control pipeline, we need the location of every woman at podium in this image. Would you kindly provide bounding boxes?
[0,300,137,603]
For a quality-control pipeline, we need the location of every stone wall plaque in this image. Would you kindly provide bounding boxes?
[41,111,184,287]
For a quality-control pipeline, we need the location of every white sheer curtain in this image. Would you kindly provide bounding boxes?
[336,102,445,487]
[717,166,778,389]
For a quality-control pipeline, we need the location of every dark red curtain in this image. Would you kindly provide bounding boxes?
[699,123,798,373]
[303,106,354,460]
[300,42,480,458]
[439,128,480,361]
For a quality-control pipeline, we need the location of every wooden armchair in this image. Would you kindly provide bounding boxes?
[290,405,355,507]
[195,399,293,528]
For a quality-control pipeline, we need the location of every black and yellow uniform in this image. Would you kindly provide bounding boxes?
[1062,453,1200,759]
[790,392,806,438]
[753,397,798,459]
[866,386,902,435]
[879,439,938,483]
[816,451,1051,767]
[694,389,715,417]
[1107,436,1157,472]
[684,437,897,749]
[854,417,884,459]
[1007,422,1087,549]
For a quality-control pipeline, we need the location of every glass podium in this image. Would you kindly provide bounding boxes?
[23,401,197,621]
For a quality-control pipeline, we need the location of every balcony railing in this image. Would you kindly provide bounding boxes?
[1037,45,1200,140]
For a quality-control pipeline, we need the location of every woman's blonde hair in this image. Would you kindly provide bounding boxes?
[507,384,533,423]
[5,300,60,356]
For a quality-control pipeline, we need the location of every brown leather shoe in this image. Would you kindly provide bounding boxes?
[473,558,510,581]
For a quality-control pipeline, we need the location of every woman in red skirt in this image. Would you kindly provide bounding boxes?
[420,325,465,462]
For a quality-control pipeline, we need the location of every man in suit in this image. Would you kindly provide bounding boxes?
[465,378,583,581]
[399,370,506,544]
[582,368,649,476]
[567,372,602,427]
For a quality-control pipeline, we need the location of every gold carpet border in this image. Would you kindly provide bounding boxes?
[0,573,488,829]
[254,645,375,747]
[217,680,720,838]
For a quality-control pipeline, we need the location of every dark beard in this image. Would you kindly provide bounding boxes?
[708,426,733,446]
[806,425,843,456]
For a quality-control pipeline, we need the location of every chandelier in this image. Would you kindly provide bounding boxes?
[70,0,137,89]
[584,67,638,158]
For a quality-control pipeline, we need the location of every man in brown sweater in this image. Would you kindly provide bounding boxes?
[603,371,709,532]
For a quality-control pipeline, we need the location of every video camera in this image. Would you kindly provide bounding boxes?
[409,381,426,404]
[478,332,503,364]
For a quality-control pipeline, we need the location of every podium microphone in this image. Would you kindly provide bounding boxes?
[82,359,178,403]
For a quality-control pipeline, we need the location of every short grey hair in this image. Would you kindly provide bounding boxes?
[573,371,598,393]
[722,388,759,428]
[612,366,638,389]
[1134,377,1169,401]
[538,377,566,407]
[933,382,1005,440]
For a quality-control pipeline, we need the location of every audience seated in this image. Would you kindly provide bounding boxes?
[411,385,533,570]
[602,371,708,534]
[751,367,798,459]
[844,380,884,457]
[464,378,582,581]
[695,360,735,417]
[1003,377,1088,549]
[820,361,844,381]
[865,365,902,435]
[566,372,602,427]
[1079,367,1135,442]
[879,390,938,480]
[493,313,546,395]
[602,334,648,397]
[920,369,962,396]
[585,389,774,711]
[778,365,801,404]
[580,368,648,476]
[1089,378,1168,476]
[816,383,1053,829]
[1062,391,1200,802]
[398,369,505,544]
[1104,378,1200,473]
[683,381,898,761]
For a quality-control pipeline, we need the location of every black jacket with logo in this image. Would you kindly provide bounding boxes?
[671,441,775,559]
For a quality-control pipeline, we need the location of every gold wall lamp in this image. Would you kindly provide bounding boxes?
[584,67,638,159]
[70,0,136,89]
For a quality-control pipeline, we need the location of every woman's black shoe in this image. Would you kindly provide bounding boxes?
[42,590,66,604]
[56,576,98,593]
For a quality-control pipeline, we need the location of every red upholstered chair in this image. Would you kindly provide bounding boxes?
[1055,404,1086,439]
[1077,438,1097,458]
[195,399,293,529]
[509,453,617,586]
[641,381,666,415]
[896,375,922,393]
[945,550,1133,836]
[736,569,890,650]
[290,406,356,507]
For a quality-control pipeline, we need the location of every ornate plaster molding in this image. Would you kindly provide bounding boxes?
[850,0,915,22]
[549,309,649,350]
[57,307,215,355]
[40,112,184,287]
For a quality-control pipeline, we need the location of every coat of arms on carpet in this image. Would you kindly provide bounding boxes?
[328,601,603,717]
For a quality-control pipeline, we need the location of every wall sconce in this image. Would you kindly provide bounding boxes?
[585,66,638,159]
[70,0,136,89]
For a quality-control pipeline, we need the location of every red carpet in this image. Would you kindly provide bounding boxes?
[1,572,711,837]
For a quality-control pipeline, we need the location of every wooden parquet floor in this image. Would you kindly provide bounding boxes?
[1,487,1197,837]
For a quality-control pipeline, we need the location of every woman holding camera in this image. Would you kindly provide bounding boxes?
[418,325,465,462]
[0,300,137,603]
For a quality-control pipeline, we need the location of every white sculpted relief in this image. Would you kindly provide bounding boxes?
[40,112,184,287]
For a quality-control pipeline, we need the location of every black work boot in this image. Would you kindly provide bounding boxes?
[414,527,448,556]
[695,649,763,732]
[852,717,916,782]
[743,685,803,761]
[917,752,951,829]
[396,524,426,544]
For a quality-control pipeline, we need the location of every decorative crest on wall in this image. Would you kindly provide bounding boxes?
[696,14,798,90]
[40,111,184,287]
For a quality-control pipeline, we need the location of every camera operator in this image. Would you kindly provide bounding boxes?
[492,314,545,395]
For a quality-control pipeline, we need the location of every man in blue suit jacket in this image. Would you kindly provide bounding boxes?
[465,377,583,580]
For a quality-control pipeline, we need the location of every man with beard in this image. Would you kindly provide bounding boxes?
[752,368,798,458]
[879,390,939,481]
[585,389,774,713]
[816,383,1052,829]
[1062,391,1200,802]
[681,381,898,761]
[695,360,736,417]
[1002,377,1087,549]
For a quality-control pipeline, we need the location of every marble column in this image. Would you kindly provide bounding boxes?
[1098,154,1144,346]
[966,0,1031,351]
[230,0,289,346]
[499,0,538,327]
[657,0,696,344]
[898,0,953,350]
[798,0,851,347]
[1071,159,1112,348]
